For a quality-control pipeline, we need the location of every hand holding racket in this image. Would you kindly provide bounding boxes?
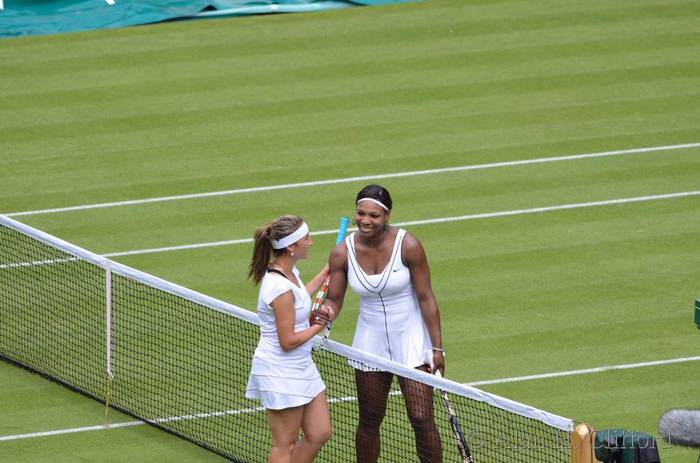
[436,371,474,463]
[311,216,349,348]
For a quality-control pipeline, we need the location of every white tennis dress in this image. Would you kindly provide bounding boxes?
[346,229,433,371]
[245,267,325,409]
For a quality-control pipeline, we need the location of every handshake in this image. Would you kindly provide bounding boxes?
[310,304,336,327]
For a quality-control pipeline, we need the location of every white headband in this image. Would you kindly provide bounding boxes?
[271,222,309,249]
[356,197,389,212]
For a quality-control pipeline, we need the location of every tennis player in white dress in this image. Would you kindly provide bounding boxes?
[320,184,445,463]
[346,227,433,370]
[245,215,333,463]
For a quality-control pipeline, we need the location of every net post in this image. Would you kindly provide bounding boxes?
[104,260,114,427]
[571,422,595,463]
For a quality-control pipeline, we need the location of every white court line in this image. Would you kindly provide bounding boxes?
[1,355,697,442]
[467,355,700,387]
[5,142,700,218]
[103,190,700,257]
[0,257,78,270]
[0,421,144,441]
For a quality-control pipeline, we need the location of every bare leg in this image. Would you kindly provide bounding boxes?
[355,370,394,463]
[266,392,332,463]
[267,406,303,463]
[398,365,443,463]
[292,391,332,462]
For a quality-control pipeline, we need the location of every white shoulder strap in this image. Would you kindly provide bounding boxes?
[390,229,407,265]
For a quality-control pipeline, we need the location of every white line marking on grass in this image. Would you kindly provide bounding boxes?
[0,257,78,270]
[467,356,700,387]
[1,356,697,442]
[0,395,380,442]
[103,229,340,257]
[5,142,700,217]
[103,190,700,257]
[0,421,143,441]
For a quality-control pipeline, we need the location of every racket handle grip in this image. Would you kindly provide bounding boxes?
[336,217,349,244]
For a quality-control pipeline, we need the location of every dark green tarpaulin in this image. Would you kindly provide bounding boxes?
[0,0,413,38]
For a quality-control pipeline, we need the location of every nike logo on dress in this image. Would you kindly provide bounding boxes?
[392,268,401,272]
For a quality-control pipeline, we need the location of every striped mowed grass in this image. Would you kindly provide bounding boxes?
[1,0,699,461]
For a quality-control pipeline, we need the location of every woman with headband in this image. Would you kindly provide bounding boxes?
[319,184,444,463]
[246,215,333,463]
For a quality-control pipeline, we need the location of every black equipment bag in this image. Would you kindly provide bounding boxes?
[594,429,661,463]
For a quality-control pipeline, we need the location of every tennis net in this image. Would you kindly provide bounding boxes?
[0,215,573,462]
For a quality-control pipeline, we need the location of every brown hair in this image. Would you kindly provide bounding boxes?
[248,215,304,285]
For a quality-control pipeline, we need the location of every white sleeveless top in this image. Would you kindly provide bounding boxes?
[346,229,432,371]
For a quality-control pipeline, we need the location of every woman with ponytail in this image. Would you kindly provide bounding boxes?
[245,215,333,463]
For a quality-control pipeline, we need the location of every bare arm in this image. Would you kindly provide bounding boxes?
[305,263,329,295]
[403,233,445,375]
[271,291,325,351]
[318,242,349,322]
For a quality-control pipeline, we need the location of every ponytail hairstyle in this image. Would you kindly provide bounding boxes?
[356,184,392,211]
[248,215,305,285]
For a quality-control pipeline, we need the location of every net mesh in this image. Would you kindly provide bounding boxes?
[0,218,572,462]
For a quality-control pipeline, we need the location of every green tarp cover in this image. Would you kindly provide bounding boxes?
[0,0,412,38]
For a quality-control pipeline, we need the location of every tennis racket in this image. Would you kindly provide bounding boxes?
[312,216,349,349]
[436,371,474,463]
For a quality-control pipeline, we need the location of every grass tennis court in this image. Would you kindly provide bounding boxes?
[1,0,699,461]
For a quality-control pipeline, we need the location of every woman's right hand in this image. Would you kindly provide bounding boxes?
[312,303,335,325]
